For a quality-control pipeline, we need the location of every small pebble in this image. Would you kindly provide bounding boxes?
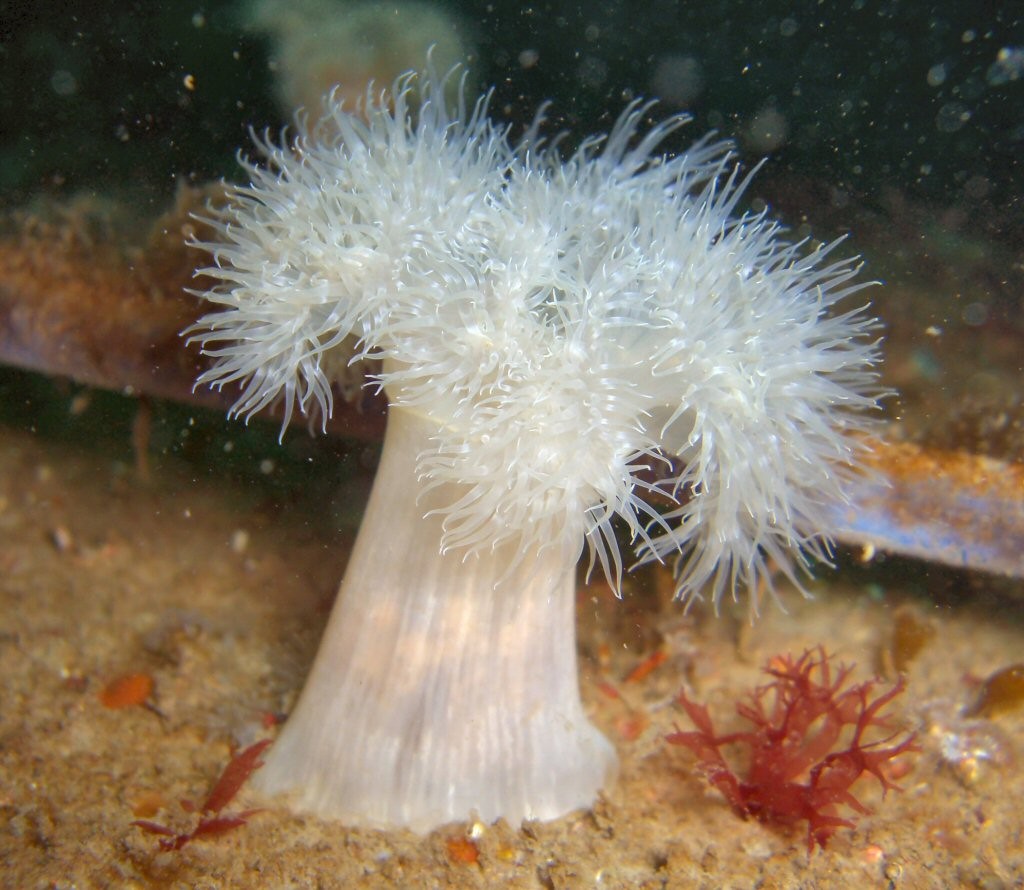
[230,529,250,554]
[50,526,73,553]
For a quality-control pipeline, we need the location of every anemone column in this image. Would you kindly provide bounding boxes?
[254,407,617,829]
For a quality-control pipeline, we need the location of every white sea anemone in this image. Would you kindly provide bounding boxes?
[189,64,881,831]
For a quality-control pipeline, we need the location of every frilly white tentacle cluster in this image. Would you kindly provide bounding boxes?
[189,66,881,610]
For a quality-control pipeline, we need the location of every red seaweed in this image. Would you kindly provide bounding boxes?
[201,738,272,814]
[133,739,271,851]
[667,647,919,852]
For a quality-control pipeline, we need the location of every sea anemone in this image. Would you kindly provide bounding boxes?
[246,0,473,118]
[188,64,881,831]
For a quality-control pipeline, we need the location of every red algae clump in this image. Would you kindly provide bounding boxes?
[132,740,271,852]
[667,647,919,852]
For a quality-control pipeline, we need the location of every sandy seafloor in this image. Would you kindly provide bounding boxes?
[0,387,1022,890]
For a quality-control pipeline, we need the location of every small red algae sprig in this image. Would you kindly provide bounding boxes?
[133,739,271,851]
[667,647,919,852]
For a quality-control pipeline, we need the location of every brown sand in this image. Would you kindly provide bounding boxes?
[1,411,1022,890]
